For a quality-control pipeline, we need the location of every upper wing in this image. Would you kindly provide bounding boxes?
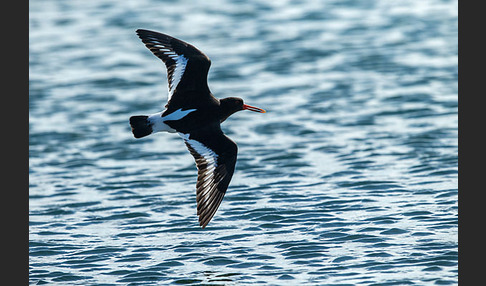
[180,128,238,228]
[136,29,211,105]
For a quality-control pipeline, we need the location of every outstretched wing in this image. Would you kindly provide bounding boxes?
[136,29,211,106]
[180,128,238,228]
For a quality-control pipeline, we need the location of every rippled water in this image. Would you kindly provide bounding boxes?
[30,0,458,285]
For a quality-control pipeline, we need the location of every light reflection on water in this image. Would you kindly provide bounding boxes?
[30,0,457,284]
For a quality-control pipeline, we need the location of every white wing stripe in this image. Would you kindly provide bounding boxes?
[169,55,188,100]
[182,138,219,183]
[184,139,219,167]
[202,173,214,182]
[147,40,188,101]
[203,167,215,175]
[201,179,212,189]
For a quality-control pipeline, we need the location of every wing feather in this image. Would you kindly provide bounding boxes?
[136,29,211,106]
[181,130,237,228]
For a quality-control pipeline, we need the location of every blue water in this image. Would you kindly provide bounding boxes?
[29,0,458,285]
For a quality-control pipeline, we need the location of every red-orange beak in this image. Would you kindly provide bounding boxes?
[243,104,266,113]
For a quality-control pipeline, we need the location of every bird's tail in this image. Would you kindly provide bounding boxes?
[129,115,152,138]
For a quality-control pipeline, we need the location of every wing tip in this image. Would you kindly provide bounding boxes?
[136,29,166,40]
[199,215,212,229]
[197,192,225,229]
[135,28,148,37]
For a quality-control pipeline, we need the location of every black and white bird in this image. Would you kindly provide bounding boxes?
[129,29,266,228]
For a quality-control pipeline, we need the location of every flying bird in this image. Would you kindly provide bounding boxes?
[129,29,266,228]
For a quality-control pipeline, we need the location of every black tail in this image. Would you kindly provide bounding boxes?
[129,116,152,138]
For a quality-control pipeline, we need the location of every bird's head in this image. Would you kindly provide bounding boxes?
[219,97,266,123]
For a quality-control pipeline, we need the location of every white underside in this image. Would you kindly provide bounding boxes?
[148,108,196,133]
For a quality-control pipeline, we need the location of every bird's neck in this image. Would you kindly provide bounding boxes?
[219,108,235,123]
[218,98,239,123]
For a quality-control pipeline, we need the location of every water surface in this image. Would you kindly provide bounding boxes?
[30,0,458,284]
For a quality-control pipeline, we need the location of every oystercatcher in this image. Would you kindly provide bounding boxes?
[129,29,266,228]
